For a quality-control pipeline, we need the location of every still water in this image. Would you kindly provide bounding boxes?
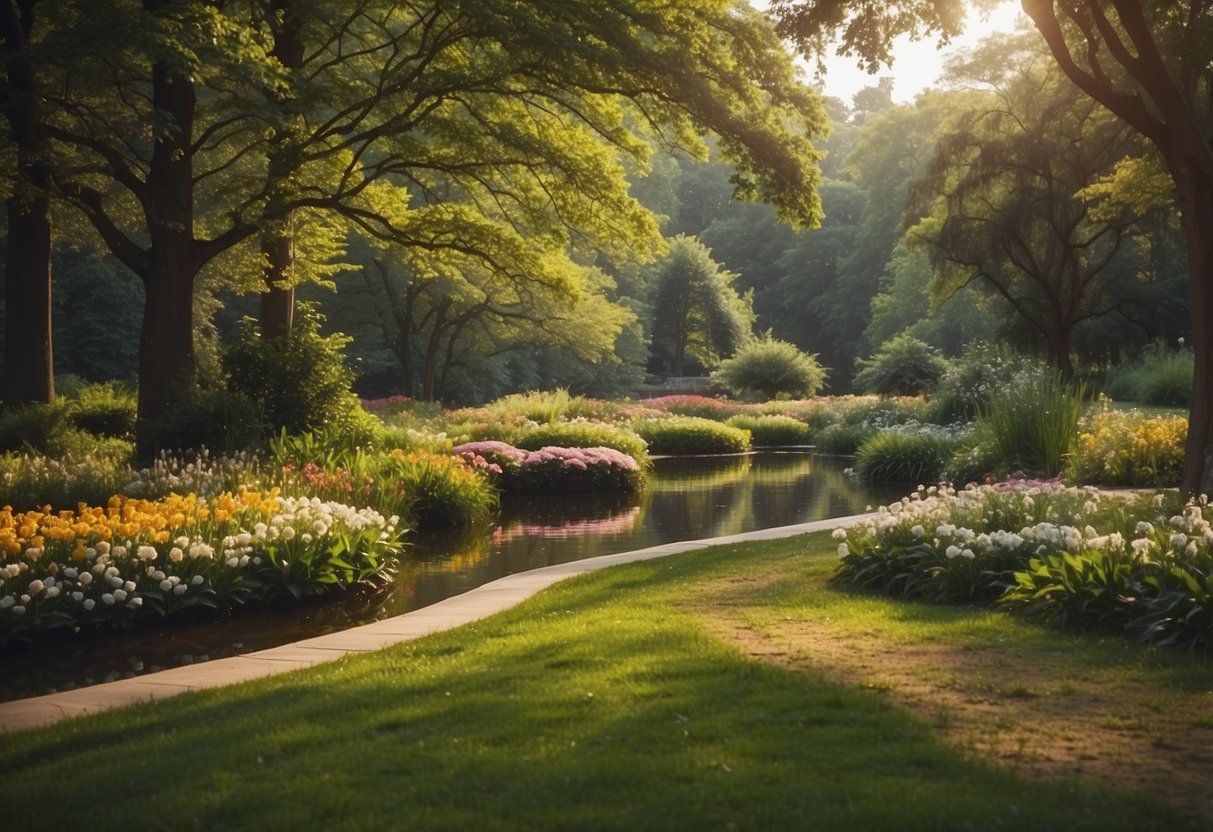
[0,453,906,702]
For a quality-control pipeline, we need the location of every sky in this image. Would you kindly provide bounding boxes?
[765,0,1031,104]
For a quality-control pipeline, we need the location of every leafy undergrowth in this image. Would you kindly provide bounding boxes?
[2,534,1209,830]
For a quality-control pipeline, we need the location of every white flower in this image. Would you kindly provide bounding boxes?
[837,544,849,557]
[79,572,93,586]
[1170,533,1188,550]
[71,591,84,602]
[45,586,60,598]
[137,545,158,561]
[191,575,204,585]
[160,580,173,592]
[123,580,136,592]
[961,549,975,560]
[27,579,44,596]
[101,593,116,606]
[173,585,187,595]
[832,528,848,541]
[11,605,24,615]
[282,526,296,540]
[0,595,14,610]
[945,546,961,559]
[112,589,127,602]
[910,525,924,539]
[226,557,239,568]
[63,567,78,580]
[129,596,143,607]
[169,547,184,563]
[83,598,95,611]
[1136,521,1154,536]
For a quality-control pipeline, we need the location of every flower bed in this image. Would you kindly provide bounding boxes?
[453,441,643,493]
[633,416,750,455]
[1069,408,1186,487]
[832,480,1211,649]
[0,488,401,643]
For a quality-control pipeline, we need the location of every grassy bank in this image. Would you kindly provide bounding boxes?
[3,532,1210,830]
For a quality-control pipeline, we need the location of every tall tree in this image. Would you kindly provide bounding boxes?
[770,0,1213,494]
[647,235,752,377]
[909,37,1154,379]
[38,0,826,458]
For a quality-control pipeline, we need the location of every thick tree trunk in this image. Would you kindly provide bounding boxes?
[134,60,197,459]
[1,1,53,406]
[1176,169,1213,496]
[4,182,52,405]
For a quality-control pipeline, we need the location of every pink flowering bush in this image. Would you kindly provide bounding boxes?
[452,441,643,493]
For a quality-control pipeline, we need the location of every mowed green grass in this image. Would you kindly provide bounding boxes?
[2,532,1208,831]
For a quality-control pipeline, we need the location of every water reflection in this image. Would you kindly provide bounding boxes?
[0,453,904,702]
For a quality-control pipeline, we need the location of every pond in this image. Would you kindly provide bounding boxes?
[0,453,907,702]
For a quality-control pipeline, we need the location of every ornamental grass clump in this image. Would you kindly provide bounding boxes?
[853,424,968,483]
[1068,407,1186,487]
[979,370,1083,477]
[0,488,402,643]
[633,416,750,455]
[724,414,811,447]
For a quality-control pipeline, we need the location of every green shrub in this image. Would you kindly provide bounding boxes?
[854,428,965,483]
[811,398,925,455]
[384,449,498,528]
[68,382,137,439]
[0,401,74,455]
[511,421,649,465]
[711,338,827,400]
[926,342,1032,424]
[814,422,878,455]
[148,384,265,455]
[222,304,358,436]
[634,416,750,455]
[980,371,1083,478]
[724,414,811,447]
[1104,343,1192,406]
[853,333,948,397]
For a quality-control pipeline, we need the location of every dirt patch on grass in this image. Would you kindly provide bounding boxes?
[688,589,1213,821]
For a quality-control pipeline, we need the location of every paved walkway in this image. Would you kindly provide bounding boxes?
[0,514,872,734]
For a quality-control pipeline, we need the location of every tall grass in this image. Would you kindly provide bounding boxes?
[1104,345,1192,406]
[854,430,964,483]
[979,371,1083,478]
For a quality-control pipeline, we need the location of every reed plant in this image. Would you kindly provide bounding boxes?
[979,371,1083,478]
[724,414,811,447]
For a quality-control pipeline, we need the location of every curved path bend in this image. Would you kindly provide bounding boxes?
[0,513,874,734]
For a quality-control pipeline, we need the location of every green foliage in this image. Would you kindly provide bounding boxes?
[810,397,926,455]
[486,390,582,424]
[647,236,753,376]
[1068,407,1187,488]
[926,342,1033,424]
[711,338,826,400]
[0,401,74,455]
[642,395,747,421]
[724,414,811,447]
[979,371,1084,477]
[510,422,649,466]
[853,333,948,397]
[1104,344,1192,406]
[854,430,964,483]
[222,305,358,437]
[383,450,497,529]
[67,382,137,439]
[634,416,750,455]
[147,385,265,456]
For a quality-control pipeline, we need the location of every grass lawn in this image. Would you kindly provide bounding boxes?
[4,531,1211,831]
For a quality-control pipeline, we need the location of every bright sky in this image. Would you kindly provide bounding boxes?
[760,0,1031,104]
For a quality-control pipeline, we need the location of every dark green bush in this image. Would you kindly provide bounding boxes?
[853,430,963,483]
[0,401,74,455]
[148,384,266,455]
[926,343,1031,424]
[724,414,811,447]
[222,304,358,436]
[68,382,137,439]
[853,333,948,397]
[1104,344,1192,406]
[634,416,750,455]
[711,339,827,400]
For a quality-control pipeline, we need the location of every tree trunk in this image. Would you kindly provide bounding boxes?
[1176,168,1213,496]
[259,219,295,340]
[134,59,197,459]
[420,299,451,402]
[1,1,53,406]
[4,181,52,406]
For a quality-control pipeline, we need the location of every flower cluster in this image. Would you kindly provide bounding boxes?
[832,480,1212,648]
[0,488,401,642]
[1069,409,1186,487]
[452,441,643,494]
